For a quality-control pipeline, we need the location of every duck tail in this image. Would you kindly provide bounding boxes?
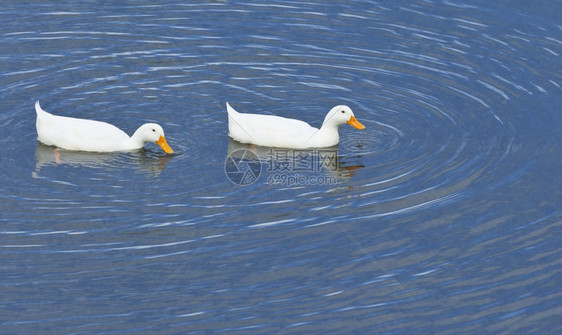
[226,102,239,116]
[35,100,46,115]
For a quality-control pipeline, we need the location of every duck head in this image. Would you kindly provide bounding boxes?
[323,105,365,130]
[134,123,174,154]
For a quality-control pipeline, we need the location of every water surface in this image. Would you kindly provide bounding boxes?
[1,1,561,334]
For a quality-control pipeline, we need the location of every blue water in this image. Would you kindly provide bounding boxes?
[1,1,561,334]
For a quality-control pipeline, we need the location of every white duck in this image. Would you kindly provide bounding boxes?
[35,101,173,153]
[226,102,365,148]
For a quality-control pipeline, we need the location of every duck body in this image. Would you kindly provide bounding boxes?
[226,102,364,149]
[35,101,173,153]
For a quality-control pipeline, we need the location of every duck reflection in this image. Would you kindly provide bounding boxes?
[226,139,364,183]
[34,142,171,177]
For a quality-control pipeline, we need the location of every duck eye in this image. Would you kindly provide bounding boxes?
[341,110,345,114]
[152,129,156,132]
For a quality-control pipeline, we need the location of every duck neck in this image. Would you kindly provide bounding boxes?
[319,122,339,136]
[129,128,147,149]
[312,123,339,145]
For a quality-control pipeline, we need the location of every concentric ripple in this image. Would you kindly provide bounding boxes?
[1,0,560,333]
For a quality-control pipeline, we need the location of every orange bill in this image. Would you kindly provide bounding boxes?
[347,116,365,130]
[156,135,174,154]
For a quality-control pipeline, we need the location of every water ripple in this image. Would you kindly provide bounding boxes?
[1,0,560,333]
